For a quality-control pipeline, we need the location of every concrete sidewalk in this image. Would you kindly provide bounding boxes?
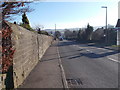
[19,41,64,88]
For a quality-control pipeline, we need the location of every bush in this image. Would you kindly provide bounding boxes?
[20,13,33,31]
[39,30,50,36]
[20,24,33,31]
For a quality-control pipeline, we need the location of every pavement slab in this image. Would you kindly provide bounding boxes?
[19,41,64,88]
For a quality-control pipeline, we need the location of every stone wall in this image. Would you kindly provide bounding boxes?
[3,23,53,88]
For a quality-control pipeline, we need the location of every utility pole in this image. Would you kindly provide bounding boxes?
[101,6,108,45]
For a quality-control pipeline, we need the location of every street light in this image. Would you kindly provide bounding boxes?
[101,6,108,45]
[54,24,56,40]
[55,24,56,32]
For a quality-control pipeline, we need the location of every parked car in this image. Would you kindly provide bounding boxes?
[59,37,63,41]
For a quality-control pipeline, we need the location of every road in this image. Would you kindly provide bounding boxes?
[58,40,119,88]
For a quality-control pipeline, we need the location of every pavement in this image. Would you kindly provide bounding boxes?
[19,41,64,88]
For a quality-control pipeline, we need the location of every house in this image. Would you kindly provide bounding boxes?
[92,28,105,41]
[116,19,120,45]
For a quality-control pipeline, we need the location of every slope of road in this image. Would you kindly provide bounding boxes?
[58,40,119,88]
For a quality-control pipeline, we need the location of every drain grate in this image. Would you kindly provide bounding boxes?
[66,78,83,86]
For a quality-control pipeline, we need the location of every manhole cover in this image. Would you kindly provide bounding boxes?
[66,78,83,86]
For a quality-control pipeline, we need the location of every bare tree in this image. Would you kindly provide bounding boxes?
[64,29,73,39]
[54,31,61,38]
[34,24,44,30]
[1,1,33,21]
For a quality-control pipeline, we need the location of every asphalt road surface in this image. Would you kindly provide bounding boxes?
[58,40,119,88]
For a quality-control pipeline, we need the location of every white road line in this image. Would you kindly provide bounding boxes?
[95,48,106,50]
[95,47,113,52]
[85,49,119,63]
[73,45,80,48]
[78,45,119,63]
[86,50,93,53]
[107,57,120,63]
[86,50,90,52]
[86,49,119,63]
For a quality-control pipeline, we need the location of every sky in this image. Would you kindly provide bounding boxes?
[13,0,119,29]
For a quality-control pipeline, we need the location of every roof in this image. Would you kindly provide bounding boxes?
[94,28,104,35]
[116,19,120,27]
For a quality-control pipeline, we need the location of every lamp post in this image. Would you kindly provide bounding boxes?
[55,24,56,32]
[101,6,108,45]
[54,24,56,40]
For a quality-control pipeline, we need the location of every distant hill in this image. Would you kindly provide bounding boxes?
[45,24,115,33]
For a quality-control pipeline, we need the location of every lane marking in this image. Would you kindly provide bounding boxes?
[73,45,76,47]
[95,48,106,50]
[92,47,115,52]
[86,50,90,52]
[86,49,93,53]
[107,57,120,63]
[75,45,120,63]
[83,48,119,63]
[57,41,69,89]
[86,49,119,63]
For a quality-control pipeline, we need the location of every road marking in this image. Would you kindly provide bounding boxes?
[77,45,120,63]
[95,48,106,50]
[86,50,91,52]
[94,47,113,52]
[86,50,93,53]
[73,45,76,47]
[85,49,119,63]
[107,57,120,63]
[57,41,69,89]
[86,49,119,63]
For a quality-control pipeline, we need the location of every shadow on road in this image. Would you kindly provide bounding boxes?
[80,51,119,59]
[59,41,78,47]
[59,41,119,60]
[61,50,118,60]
